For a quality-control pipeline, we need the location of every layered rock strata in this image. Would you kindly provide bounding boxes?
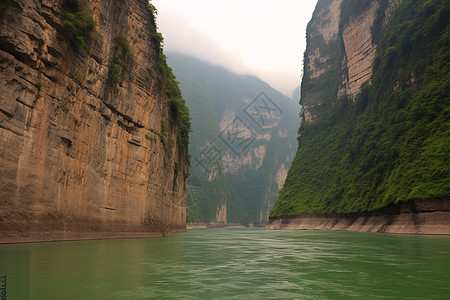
[0,0,188,242]
[266,199,450,235]
[302,0,400,122]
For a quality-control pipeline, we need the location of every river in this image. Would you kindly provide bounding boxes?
[1,228,449,299]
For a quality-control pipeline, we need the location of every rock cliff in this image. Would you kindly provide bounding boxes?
[0,0,189,242]
[268,0,450,234]
[302,0,400,122]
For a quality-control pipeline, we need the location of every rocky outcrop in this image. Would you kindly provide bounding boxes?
[301,0,343,122]
[0,0,188,242]
[339,1,379,97]
[266,199,450,235]
[215,202,227,225]
[304,0,343,81]
[302,0,400,122]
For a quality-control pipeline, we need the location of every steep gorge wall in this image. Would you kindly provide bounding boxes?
[268,0,450,234]
[302,0,400,122]
[339,1,379,97]
[0,0,188,242]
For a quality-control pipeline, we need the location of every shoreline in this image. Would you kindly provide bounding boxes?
[0,229,187,245]
[265,199,450,235]
[186,222,262,229]
[0,207,187,244]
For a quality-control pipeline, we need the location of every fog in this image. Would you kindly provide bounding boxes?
[153,0,317,97]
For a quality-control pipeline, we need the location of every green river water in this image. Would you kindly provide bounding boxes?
[1,228,449,299]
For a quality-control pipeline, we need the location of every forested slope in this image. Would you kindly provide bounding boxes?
[271,0,449,217]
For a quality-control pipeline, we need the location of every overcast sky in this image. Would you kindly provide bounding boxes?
[152,0,318,97]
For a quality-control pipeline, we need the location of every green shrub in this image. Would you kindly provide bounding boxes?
[61,0,96,50]
[157,51,191,153]
[146,1,157,16]
[109,62,121,84]
[108,35,134,84]
[145,134,155,142]
[118,34,134,60]
[152,32,164,50]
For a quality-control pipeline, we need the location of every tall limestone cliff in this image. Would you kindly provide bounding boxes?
[0,0,190,241]
[301,0,400,122]
[268,0,450,234]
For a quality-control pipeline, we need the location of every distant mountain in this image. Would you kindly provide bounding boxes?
[291,85,301,102]
[167,53,299,225]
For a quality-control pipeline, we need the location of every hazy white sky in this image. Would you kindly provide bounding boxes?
[153,0,318,97]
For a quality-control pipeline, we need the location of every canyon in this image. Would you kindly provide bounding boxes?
[167,53,299,226]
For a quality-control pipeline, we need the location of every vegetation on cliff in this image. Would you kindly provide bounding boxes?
[161,54,191,152]
[143,2,191,152]
[270,0,450,217]
[109,34,134,84]
[61,0,97,50]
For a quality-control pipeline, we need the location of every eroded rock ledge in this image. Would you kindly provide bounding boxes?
[0,0,188,243]
[265,199,450,235]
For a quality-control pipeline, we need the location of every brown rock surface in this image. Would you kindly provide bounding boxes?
[302,0,400,122]
[339,1,379,97]
[265,199,450,235]
[0,0,188,242]
[301,0,343,122]
[305,0,343,80]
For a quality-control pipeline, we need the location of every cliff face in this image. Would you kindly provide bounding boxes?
[338,0,379,97]
[302,0,400,122]
[0,0,189,241]
[268,0,450,234]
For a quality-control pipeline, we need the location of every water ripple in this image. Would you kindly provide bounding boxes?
[1,228,450,299]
